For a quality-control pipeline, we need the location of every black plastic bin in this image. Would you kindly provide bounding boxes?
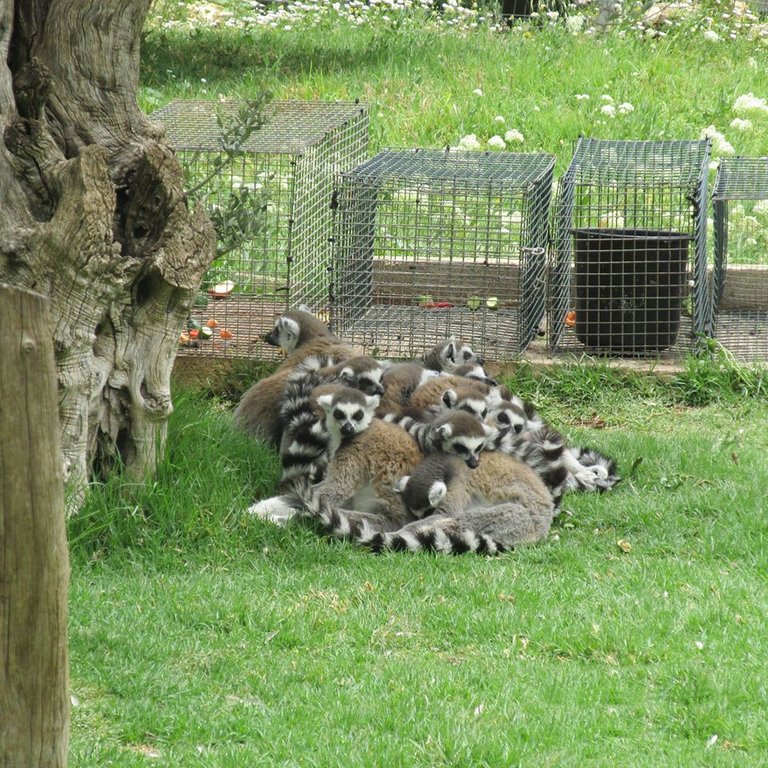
[572,228,692,354]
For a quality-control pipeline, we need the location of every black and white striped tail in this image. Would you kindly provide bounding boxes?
[320,506,508,556]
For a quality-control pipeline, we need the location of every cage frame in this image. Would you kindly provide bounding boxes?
[711,155,768,362]
[549,136,712,358]
[151,98,369,358]
[329,146,557,361]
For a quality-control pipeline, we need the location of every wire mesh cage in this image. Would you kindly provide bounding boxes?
[712,157,768,362]
[330,148,556,360]
[549,137,711,358]
[151,99,369,358]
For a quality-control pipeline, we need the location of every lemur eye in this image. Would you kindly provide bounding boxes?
[514,423,524,434]
[333,409,345,421]
[454,444,468,454]
[353,410,364,421]
[496,412,510,425]
[480,408,487,419]
[463,350,472,360]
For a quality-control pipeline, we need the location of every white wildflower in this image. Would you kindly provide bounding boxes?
[546,10,559,20]
[487,135,507,150]
[699,125,735,155]
[730,117,753,131]
[565,14,585,33]
[575,93,590,101]
[458,133,481,151]
[473,88,484,97]
[703,29,720,41]
[601,104,617,117]
[617,102,634,115]
[601,94,614,104]
[733,93,768,114]
[504,128,525,143]
[494,115,506,124]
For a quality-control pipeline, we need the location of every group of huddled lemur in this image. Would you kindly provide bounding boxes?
[235,306,621,555]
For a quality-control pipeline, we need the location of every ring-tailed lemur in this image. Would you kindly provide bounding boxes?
[488,396,620,509]
[233,308,357,445]
[415,336,484,373]
[278,358,384,486]
[385,387,618,509]
[383,409,496,469]
[306,450,555,555]
[248,392,499,530]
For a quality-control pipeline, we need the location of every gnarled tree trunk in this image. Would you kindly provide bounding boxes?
[0,0,216,505]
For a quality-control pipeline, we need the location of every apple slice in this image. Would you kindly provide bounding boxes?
[208,280,235,298]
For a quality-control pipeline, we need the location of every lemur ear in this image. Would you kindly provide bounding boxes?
[339,366,354,382]
[297,303,313,314]
[436,423,454,438]
[444,337,458,362]
[428,481,448,507]
[392,476,410,494]
[316,393,334,412]
[441,389,458,408]
[366,394,381,410]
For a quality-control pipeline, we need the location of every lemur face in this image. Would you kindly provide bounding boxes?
[318,389,380,438]
[264,317,300,353]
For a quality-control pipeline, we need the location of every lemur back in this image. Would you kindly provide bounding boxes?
[377,362,440,414]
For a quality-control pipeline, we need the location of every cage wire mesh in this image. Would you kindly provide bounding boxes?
[151,99,369,358]
[711,157,768,362]
[330,148,555,360]
[549,137,711,358]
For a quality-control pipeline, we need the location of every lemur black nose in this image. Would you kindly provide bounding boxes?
[341,423,356,436]
[466,454,480,469]
[475,354,485,366]
[264,330,278,346]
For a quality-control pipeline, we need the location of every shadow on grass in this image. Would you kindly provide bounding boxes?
[140,26,408,90]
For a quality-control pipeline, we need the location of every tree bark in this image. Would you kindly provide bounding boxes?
[0,284,69,768]
[0,0,216,503]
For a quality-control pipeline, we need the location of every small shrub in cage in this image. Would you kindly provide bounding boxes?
[549,137,711,357]
[151,99,369,358]
[330,148,555,361]
[712,156,768,362]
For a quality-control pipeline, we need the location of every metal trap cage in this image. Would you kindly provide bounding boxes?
[151,99,369,358]
[330,148,555,360]
[712,157,768,362]
[549,137,711,358]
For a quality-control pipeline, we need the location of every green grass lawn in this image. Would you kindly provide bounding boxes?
[65,5,768,765]
[68,365,768,766]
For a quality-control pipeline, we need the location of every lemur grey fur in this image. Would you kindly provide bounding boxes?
[308,451,555,555]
